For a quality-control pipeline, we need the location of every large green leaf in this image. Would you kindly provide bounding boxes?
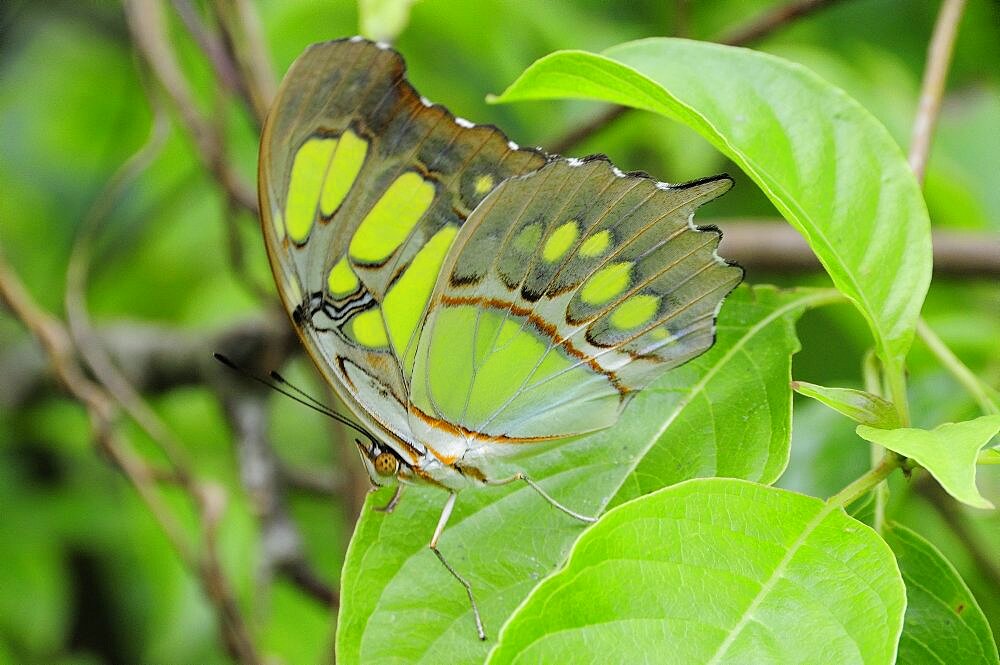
[857,415,1000,509]
[488,479,906,664]
[885,523,999,665]
[492,38,932,391]
[335,286,830,663]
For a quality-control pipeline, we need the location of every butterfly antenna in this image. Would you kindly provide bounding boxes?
[269,369,336,413]
[212,353,378,444]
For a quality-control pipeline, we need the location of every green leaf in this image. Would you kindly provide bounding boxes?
[336,286,826,663]
[488,479,906,664]
[792,381,900,428]
[885,523,999,665]
[358,0,419,43]
[857,415,1000,509]
[492,38,932,386]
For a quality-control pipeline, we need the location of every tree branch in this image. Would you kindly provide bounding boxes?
[549,0,848,153]
[716,221,1000,278]
[216,386,337,608]
[0,249,263,665]
[124,0,257,214]
[909,0,967,184]
[210,0,276,126]
[717,0,846,46]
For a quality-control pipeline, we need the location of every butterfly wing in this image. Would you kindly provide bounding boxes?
[408,157,742,446]
[259,38,546,451]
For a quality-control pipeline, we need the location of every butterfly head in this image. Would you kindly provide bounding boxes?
[354,436,412,486]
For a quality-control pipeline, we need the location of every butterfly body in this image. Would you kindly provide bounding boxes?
[260,37,741,637]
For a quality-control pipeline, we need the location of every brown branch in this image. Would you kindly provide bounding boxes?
[65,96,198,484]
[217,388,338,608]
[716,221,1000,278]
[3,221,996,413]
[170,0,273,131]
[124,0,257,214]
[0,316,295,409]
[909,0,967,184]
[717,0,846,46]
[210,0,276,126]
[281,463,345,496]
[548,0,848,153]
[171,0,250,106]
[0,251,270,663]
[56,117,264,664]
[550,106,630,155]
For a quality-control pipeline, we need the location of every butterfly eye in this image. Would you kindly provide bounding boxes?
[373,452,400,477]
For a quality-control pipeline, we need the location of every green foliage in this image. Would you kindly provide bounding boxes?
[858,416,1000,509]
[492,39,932,408]
[490,479,905,664]
[337,286,819,662]
[885,523,999,665]
[359,0,420,43]
[1,2,998,664]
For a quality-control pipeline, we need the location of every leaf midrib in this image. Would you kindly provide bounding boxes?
[601,289,837,508]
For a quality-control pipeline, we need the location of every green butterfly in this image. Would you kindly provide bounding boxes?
[259,37,742,638]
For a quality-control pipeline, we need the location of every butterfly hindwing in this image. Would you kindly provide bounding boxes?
[408,158,743,443]
[259,38,546,446]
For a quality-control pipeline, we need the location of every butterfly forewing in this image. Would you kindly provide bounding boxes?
[259,38,546,448]
[408,158,743,443]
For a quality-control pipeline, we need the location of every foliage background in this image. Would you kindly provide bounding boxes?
[0,0,997,663]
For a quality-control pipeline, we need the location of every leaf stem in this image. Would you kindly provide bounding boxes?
[827,454,902,509]
[861,350,889,532]
[978,450,1000,465]
[908,0,968,184]
[917,318,999,415]
[882,361,911,427]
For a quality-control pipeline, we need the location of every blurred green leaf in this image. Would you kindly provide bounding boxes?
[885,523,999,665]
[358,0,418,43]
[492,38,932,390]
[489,479,905,664]
[858,415,1000,509]
[337,286,827,663]
[792,381,899,428]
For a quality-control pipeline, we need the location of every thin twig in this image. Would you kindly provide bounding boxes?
[59,106,263,664]
[170,0,270,131]
[548,0,847,153]
[717,0,846,46]
[916,319,1000,415]
[124,0,257,213]
[0,316,295,410]
[222,194,273,302]
[211,0,276,126]
[65,88,197,483]
[0,251,196,560]
[281,463,345,496]
[171,0,246,99]
[909,0,968,184]
[550,106,629,155]
[219,389,338,608]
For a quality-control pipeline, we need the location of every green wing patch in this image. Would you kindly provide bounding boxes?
[409,157,742,441]
[259,38,546,443]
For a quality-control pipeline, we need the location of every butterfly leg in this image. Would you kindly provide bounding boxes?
[430,492,487,641]
[372,484,404,513]
[489,472,597,524]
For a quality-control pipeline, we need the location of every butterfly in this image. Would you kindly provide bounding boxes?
[258,36,742,639]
